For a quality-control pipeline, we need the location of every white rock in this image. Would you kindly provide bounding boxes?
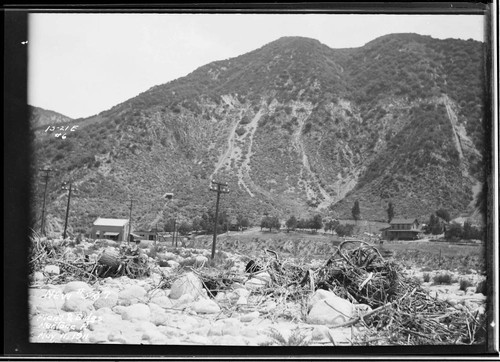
[307,295,354,326]
[44,265,60,275]
[173,293,195,309]
[215,292,226,302]
[311,325,330,340]
[245,277,268,290]
[164,252,177,260]
[240,311,259,322]
[118,285,147,306]
[234,288,250,298]
[236,296,248,305]
[62,292,94,313]
[150,296,175,309]
[93,290,118,310]
[169,272,204,300]
[88,329,109,343]
[192,298,221,314]
[121,303,151,321]
[241,327,258,338]
[185,335,210,345]
[143,330,169,344]
[150,311,170,326]
[167,260,180,269]
[308,289,336,311]
[63,281,92,294]
[194,255,209,268]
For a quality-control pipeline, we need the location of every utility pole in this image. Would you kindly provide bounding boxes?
[127,198,136,243]
[61,182,78,239]
[172,218,176,247]
[39,167,53,235]
[209,180,229,259]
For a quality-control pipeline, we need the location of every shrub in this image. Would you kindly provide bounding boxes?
[459,278,473,292]
[423,273,431,282]
[476,280,487,295]
[433,273,453,285]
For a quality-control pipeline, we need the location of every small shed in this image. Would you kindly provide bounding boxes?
[91,218,130,242]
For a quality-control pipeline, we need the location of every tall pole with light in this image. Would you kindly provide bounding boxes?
[209,180,229,259]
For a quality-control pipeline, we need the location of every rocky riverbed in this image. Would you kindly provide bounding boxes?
[29,242,487,346]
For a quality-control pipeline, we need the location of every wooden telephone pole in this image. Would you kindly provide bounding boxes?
[127,197,137,243]
[39,167,53,235]
[61,182,78,239]
[209,180,229,259]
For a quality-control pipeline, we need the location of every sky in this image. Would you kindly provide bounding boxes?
[28,13,486,119]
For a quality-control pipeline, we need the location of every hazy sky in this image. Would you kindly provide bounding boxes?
[28,13,485,119]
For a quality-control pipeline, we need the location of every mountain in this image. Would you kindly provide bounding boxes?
[29,105,73,130]
[30,34,487,235]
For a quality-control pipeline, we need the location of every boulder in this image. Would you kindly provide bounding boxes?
[245,272,270,290]
[118,285,147,305]
[311,325,330,340]
[121,303,151,321]
[308,289,336,311]
[62,291,94,313]
[194,255,209,268]
[192,298,221,314]
[63,281,92,294]
[169,272,204,300]
[33,272,45,282]
[240,311,259,322]
[149,296,175,309]
[307,294,353,326]
[93,290,119,310]
[167,260,180,269]
[44,265,60,275]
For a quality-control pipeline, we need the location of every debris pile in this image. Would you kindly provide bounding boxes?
[28,232,487,346]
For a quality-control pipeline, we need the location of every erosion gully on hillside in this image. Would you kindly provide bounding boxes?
[28,232,487,346]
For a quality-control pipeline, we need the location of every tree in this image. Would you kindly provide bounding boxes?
[445,223,463,241]
[427,214,443,235]
[285,215,298,232]
[310,214,323,233]
[436,208,451,222]
[387,202,395,223]
[352,200,361,221]
[236,214,249,230]
[163,218,176,233]
[325,219,340,234]
[191,217,202,233]
[177,221,192,236]
[261,216,280,232]
[335,224,354,237]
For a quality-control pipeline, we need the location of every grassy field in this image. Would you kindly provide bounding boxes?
[187,227,486,273]
[379,240,485,273]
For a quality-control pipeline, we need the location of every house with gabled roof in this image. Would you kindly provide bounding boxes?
[90,217,130,242]
[381,218,422,240]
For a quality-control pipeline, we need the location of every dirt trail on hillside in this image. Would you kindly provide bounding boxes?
[237,107,275,199]
[210,116,241,181]
[291,103,335,209]
[442,95,464,161]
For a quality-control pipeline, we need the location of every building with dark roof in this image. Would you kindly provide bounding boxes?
[381,218,422,240]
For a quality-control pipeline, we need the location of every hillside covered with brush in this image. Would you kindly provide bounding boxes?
[31,33,488,234]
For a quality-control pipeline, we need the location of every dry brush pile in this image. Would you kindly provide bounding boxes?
[29,230,487,346]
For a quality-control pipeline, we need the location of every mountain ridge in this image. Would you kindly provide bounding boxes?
[31,33,487,234]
